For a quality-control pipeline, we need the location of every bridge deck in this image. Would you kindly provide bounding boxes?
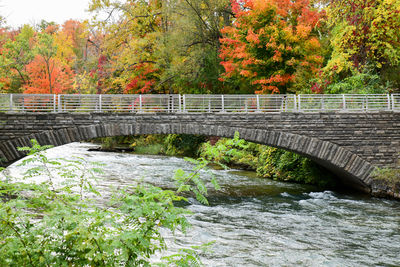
[1,94,400,113]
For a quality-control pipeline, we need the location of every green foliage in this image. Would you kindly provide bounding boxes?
[325,67,392,94]
[0,25,36,93]
[157,241,215,267]
[35,33,57,62]
[257,147,335,187]
[200,132,259,170]
[175,157,220,206]
[134,144,165,155]
[94,134,206,157]
[200,132,336,187]
[164,134,207,157]
[0,140,219,266]
[100,136,119,150]
[160,0,232,94]
[322,0,400,91]
[88,0,232,94]
[372,165,400,191]
[95,134,206,156]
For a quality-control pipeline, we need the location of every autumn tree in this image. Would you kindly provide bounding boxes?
[326,0,400,71]
[62,20,101,94]
[88,0,162,93]
[34,33,59,93]
[23,55,74,94]
[23,33,75,94]
[322,0,400,91]
[0,25,35,92]
[159,0,233,94]
[219,0,324,94]
[58,20,94,72]
[88,0,233,94]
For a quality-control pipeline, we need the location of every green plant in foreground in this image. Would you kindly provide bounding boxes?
[0,140,219,266]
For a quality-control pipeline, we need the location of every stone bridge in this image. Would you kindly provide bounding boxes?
[0,111,399,194]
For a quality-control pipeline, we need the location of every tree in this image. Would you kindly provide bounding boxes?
[54,27,76,66]
[0,140,219,265]
[158,0,233,94]
[34,33,60,94]
[88,0,163,94]
[23,55,74,94]
[322,0,400,91]
[59,20,93,75]
[88,0,233,94]
[219,0,324,94]
[326,0,400,72]
[0,25,35,92]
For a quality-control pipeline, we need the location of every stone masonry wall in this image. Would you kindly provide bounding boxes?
[1,111,398,169]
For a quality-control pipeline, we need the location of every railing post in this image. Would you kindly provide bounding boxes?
[167,95,170,113]
[342,94,346,110]
[392,94,395,110]
[321,95,325,110]
[171,95,174,113]
[99,94,102,112]
[58,95,62,112]
[365,95,368,111]
[387,94,391,110]
[9,94,13,111]
[208,98,211,113]
[283,95,287,112]
[139,95,142,112]
[256,95,260,112]
[53,94,56,112]
[183,95,186,112]
[178,95,182,112]
[245,100,248,112]
[297,95,301,111]
[294,94,297,112]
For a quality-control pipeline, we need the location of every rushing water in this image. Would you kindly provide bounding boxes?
[5,143,400,266]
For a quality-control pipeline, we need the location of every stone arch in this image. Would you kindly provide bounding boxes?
[0,122,374,192]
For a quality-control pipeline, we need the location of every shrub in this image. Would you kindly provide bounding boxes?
[0,140,219,266]
[200,132,336,187]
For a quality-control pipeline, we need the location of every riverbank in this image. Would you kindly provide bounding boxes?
[370,168,400,199]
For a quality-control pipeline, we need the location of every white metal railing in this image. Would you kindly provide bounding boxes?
[0,94,57,112]
[297,94,393,112]
[58,94,180,113]
[182,95,297,112]
[0,94,399,113]
[393,94,400,110]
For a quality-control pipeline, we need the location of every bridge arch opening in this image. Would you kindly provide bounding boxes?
[0,122,374,193]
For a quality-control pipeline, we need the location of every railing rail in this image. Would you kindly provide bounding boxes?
[0,94,399,113]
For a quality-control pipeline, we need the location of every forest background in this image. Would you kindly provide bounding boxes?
[0,0,399,96]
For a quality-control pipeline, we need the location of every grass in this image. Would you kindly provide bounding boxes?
[372,167,400,189]
[133,144,165,155]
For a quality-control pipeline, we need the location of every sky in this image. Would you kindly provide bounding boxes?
[2,0,92,28]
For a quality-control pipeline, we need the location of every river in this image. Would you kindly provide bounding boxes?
[5,142,400,266]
